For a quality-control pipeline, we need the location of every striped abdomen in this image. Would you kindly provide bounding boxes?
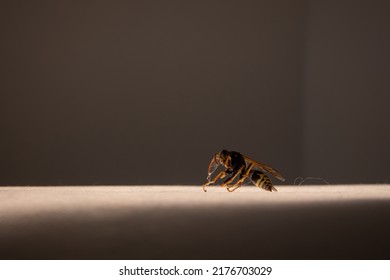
[250,170,277,192]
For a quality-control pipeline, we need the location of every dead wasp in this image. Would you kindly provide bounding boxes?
[203,150,285,192]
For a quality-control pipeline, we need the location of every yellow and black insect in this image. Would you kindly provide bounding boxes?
[203,150,285,192]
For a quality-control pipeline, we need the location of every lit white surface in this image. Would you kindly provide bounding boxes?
[1,185,390,212]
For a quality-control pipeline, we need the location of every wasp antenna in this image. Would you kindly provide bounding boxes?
[207,155,219,177]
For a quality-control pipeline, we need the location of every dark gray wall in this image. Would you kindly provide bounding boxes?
[0,0,305,185]
[1,1,389,185]
[303,0,390,183]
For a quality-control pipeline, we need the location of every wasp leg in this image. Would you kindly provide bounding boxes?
[221,166,244,189]
[203,171,227,192]
[226,181,243,192]
[226,163,255,192]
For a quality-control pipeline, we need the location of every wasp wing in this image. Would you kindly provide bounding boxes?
[243,155,285,182]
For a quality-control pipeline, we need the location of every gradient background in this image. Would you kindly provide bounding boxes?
[1,0,389,186]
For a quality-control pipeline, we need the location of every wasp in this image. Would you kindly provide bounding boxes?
[203,150,285,192]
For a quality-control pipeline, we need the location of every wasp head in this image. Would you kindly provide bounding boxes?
[217,149,231,168]
[206,149,231,181]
